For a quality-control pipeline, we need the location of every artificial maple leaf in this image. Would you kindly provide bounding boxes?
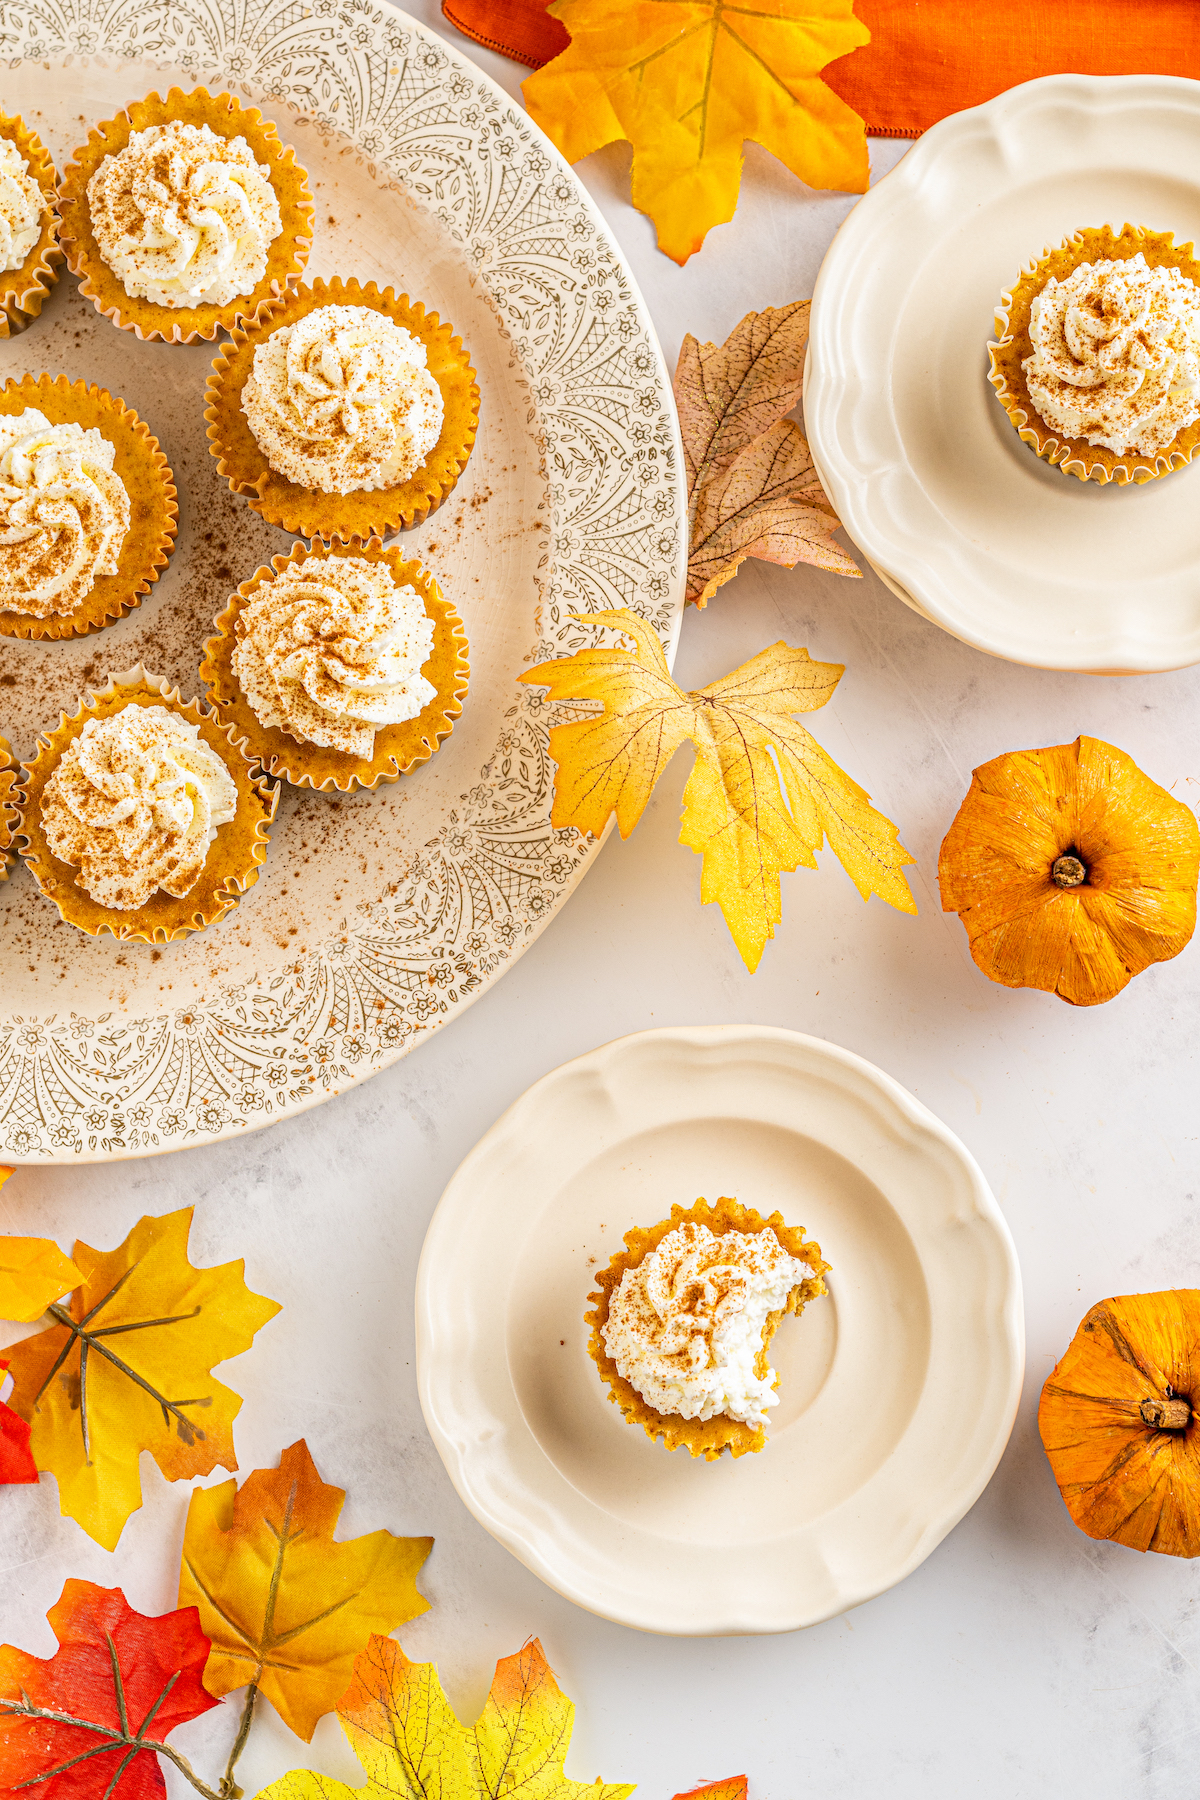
[179,1439,432,1743]
[0,1237,84,1324]
[674,1784,748,1800]
[253,1635,633,1800]
[0,1579,219,1800]
[523,0,870,264]
[674,302,860,605]
[519,609,915,970]
[0,1360,36,1484]
[4,1208,280,1550]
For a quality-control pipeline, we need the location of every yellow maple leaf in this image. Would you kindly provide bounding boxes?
[179,1439,432,1745]
[0,1237,83,1325]
[523,0,870,264]
[519,609,915,969]
[252,1634,633,1800]
[4,1208,280,1549]
[675,301,860,603]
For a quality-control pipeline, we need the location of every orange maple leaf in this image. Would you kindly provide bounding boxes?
[179,1439,432,1742]
[674,1784,749,1800]
[675,301,860,603]
[523,0,870,264]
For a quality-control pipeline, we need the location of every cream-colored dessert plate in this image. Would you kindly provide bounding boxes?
[416,1025,1023,1635]
[0,3,685,1162]
[806,73,1200,674]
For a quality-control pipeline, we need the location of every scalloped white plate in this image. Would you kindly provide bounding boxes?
[416,1026,1023,1635]
[806,73,1200,674]
[0,3,685,1162]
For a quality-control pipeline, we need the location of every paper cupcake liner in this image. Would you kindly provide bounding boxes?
[57,86,313,345]
[0,733,17,880]
[0,114,64,336]
[205,275,480,540]
[989,224,1200,486]
[18,668,278,943]
[586,1197,829,1462]
[0,374,178,641]
[199,539,469,792]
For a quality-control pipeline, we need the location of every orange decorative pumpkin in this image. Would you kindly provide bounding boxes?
[938,735,1199,1006]
[1039,1292,1200,1556]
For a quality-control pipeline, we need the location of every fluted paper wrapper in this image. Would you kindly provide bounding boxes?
[0,113,63,335]
[0,733,16,880]
[205,275,480,541]
[0,373,178,640]
[586,1197,829,1462]
[200,538,469,792]
[989,224,1200,486]
[19,669,278,943]
[57,86,313,345]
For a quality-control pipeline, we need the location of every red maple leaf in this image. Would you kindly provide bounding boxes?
[0,1581,220,1800]
[0,1363,36,1484]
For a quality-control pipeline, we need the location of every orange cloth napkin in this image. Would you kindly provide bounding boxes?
[441,0,1200,136]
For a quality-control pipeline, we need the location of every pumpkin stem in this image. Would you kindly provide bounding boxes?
[1052,854,1087,888]
[1140,1395,1192,1431]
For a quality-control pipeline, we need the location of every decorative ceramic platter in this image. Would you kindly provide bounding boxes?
[806,73,1200,675]
[0,3,686,1162]
[416,1025,1024,1635]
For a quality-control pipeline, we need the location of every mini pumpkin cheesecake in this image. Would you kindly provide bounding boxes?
[990,224,1200,484]
[205,275,480,540]
[587,1196,828,1461]
[200,539,469,792]
[57,86,313,344]
[0,373,177,641]
[19,669,277,943]
[0,112,63,335]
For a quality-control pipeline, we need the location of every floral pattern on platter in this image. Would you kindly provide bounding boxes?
[0,1,685,1160]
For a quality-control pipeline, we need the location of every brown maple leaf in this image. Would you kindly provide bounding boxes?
[674,301,861,604]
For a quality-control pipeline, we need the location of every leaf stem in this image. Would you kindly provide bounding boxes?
[219,1683,258,1800]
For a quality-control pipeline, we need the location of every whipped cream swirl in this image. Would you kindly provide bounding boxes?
[602,1221,815,1428]
[0,409,130,618]
[41,706,238,910]
[0,137,46,272]
[232,555,437,757]
[87,120,282,308]
[1023,253,1200,456]
[242,304,443,493]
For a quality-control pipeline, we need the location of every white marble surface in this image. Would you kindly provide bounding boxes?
[4,10,1200,1796]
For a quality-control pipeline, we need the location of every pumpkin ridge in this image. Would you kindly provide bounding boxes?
[1092,1309,1162,1380]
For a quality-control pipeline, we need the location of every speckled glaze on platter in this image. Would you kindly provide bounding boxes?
[0,3,686,1162]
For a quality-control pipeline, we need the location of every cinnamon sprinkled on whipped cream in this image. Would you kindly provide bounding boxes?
[87,120,282,308]
[232,556,437,757]
[1024,253,1200,456]
[241,304,443,494]
[602,1222,813,1428]
[0,137,45,272]
[41,706,238,910]
[0,409,130,618]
